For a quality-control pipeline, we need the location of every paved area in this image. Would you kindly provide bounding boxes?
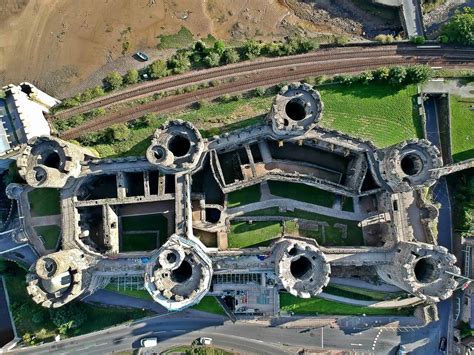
[30,215,61,227]
[227,198,369,221]
[330,277,402,292]
[423,79,474,98]
[402,0,424,37]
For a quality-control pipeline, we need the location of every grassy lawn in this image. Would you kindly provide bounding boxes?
[280,293,413,316]
[0,259,151,344]
[121,233,159,252]
[121,214,168,252]
[28,188,60,217]
[227,184,261,208]
[228,221,281,248]
[191,296,225,316]
[158,26,194,49]
[319,83,422,148]
[34,225,61,250]
[325,284,407,301]
[268,181,335,207]
[105,285,152,300]
[450,95,474,161]
[244,207,363,246]
[90,95,272,158]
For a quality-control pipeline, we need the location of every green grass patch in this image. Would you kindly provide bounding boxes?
[121,213,168,232]
[319,83,422,148]
[85,95,272,158]
[227,184,261,208]
[28,188,60,217]
[280,293,412,316]
[0,259,151,344]
[158,26,194,49]
[268,181,335,207]
[192,296,225,315]
[244,207,363,246]
[228,221,281,248]
[104,285,152,300]
[324,284,407,301]
[34,225,61,250]
[450,95,474,161]
[121,233,159,252]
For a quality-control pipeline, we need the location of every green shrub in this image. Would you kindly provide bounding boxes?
[410,35,426,44]
[222,48,240,64]
[440,7,473,45]
[123,68,139,84]
[147,59,168,79]
[104,71,123,90]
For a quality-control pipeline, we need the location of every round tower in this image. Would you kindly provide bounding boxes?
[26,249,90,308]
[268,82,323,136]
[146,120,204,174]
[377,242,459,303]
[376,139,442,192]
[274,238,330,298]
[144,235,212,311]
[17,136,97,188]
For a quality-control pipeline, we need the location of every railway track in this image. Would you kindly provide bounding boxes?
[60,50,472,140]
[54,45,474,121]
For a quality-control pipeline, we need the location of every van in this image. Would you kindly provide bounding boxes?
[140,337,158,348]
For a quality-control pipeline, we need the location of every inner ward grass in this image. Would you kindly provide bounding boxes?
[450,95,474,161]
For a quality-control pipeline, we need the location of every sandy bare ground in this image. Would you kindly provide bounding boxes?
[0,0,399,97]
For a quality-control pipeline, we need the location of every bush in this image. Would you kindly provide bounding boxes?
[147,59,168,79]
[388,66,407,85]
[213,40,226,55]
[406,65,434,83]
[137,113,155,127]
[254,87,266,96]
[50,304,87,334]
[374,67,390,81]
[104,71,123,91]
[204,52,221,67]
[109,123,131,141]
[375,34,395,44]
[440,7,473,45]
[123,68,139,84]
[242,40,262,59]
[167,49,191,74]
[333,35,349,46]
[222,48,240,64]
[410,35,426,44]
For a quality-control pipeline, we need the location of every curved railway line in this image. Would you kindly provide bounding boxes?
[58,45,474,140]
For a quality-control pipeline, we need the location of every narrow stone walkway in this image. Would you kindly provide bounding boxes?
[318,292,422,309]
[30,215,61,227]
[227,198,369,222]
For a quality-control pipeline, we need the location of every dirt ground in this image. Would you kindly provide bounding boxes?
[0,0,401,97]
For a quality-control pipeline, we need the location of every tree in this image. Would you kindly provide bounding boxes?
[147,59,168,79]
[49,304,87,334]
[109,123,131,141]
[213,40,226,55]
[388,66,407,85]
[440,7,474,45]
[124,68,139,85]
[222,48,240,64]
[104,71,123,90]
[242,40,262,59]
[204,52,221,67]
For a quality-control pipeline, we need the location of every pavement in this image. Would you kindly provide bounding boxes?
[0,228,37,267]
[402,0,424,37]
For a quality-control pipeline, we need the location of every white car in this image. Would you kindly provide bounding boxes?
[140,337,158,348]
[199,337,213,345]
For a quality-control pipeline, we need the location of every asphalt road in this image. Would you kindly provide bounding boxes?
[13,313,430,355]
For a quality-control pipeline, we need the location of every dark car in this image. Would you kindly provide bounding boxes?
[439,337,447,351]
[135,51,149,61]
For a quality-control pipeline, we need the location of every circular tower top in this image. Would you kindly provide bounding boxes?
[269,82,323,136]
[146,120,204,174]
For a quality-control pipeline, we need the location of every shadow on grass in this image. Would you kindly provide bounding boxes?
[411,94,424,139]
[112,135,153,158]
[453,148,474,162]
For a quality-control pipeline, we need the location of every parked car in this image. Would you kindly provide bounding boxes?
[439,337,447,351]
[198,337,213,345]
[135,51,149,61]
[140,337,158,348]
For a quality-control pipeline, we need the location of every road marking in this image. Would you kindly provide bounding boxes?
[350,343,363,346]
